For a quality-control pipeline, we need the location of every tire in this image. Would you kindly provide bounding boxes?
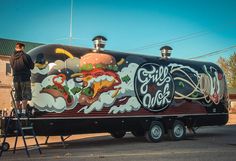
[1,142,10,151]
[169,120,186,141]
[110,131,126,139]
[145,121,164,142]
[131,130,145,137]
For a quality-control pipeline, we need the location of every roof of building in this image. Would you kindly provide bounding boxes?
[0,38,44,56]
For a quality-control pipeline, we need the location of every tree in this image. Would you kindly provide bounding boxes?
[218,52,236,88]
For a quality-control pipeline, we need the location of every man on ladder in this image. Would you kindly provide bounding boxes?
[10,42,34,117]
[0,42,41,157]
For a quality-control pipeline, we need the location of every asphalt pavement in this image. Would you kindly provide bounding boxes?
[1,124,236,161]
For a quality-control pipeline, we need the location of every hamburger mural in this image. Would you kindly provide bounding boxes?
[71,52,122,106]
[29,36,142,115]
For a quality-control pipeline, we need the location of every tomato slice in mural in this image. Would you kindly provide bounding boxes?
[41,74,74,107]
[71,53,122,106]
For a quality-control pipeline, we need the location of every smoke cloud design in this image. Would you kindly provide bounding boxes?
[78,90,117,114]
[108,63,141,114]
[78,63,141,114]
[30,58,141,114]
[29,75,80,113]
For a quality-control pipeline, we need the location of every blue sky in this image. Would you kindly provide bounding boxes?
[0,0,236,62]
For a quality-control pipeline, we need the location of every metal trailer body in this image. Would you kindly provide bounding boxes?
[1,44,229,142]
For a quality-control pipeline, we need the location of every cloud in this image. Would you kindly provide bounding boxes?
[30,75,79,113]
[78,63,141,114]
[49,57,80,73]
[108,96,141,114]
[116,63,139,96]
[65,57,80,73]
[31,62,58,75]
[31,65,49,75]
[30,61,142,114]
[52,60,64,70]
[78,90,117,114]
[29,83,67,113]
[107,63,141,114]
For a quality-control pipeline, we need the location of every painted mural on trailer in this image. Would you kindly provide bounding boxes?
[29,47,226,114]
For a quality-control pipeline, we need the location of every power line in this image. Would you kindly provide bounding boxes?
[127,20,236,53]
[127,31,208,52]
[189,45,236,60]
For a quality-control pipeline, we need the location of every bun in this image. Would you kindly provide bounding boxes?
[80,53,116,67]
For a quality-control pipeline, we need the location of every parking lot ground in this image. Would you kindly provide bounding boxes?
[1,114,236,161]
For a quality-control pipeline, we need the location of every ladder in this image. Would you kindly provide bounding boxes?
[0,90,42,157]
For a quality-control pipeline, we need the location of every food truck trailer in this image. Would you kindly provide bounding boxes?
[1,36,229,145]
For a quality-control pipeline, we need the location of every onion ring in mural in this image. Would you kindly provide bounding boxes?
[29,47,226,114]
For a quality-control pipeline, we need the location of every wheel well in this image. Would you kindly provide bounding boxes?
[161,117,188,133]
[133,116,197,134]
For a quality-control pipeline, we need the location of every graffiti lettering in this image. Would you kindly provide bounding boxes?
[138,66,171,94]
[135,63,174,112]
[142,83,171,108]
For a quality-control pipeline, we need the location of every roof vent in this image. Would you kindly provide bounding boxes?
[92,35,107,52]
[160,46,172,59]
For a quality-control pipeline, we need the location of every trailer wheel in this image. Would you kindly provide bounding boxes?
[169,120,186,141]
[145,121,164,142]
[110,131,126,139]
[131,130,145,137]
[1,142,10,151]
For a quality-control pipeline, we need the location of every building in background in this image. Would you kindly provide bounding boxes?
[229,88,236,113]
[0,38,43,112]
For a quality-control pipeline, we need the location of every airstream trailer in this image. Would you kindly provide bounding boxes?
[1,37,229,142]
